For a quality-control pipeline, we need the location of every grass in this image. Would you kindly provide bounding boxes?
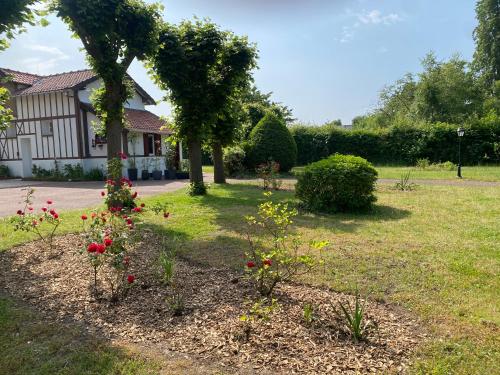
[1,182,499,373]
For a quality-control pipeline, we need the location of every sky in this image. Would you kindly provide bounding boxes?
[0,0,478,125]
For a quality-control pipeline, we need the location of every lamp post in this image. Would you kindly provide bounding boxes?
[457,127,465,178]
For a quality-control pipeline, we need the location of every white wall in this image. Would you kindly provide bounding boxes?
[78,80,146,110]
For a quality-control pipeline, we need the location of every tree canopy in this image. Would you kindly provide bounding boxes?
[148,18,257,189]
[50,0,162,171]
[0,0,44,51]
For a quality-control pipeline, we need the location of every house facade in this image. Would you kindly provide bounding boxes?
[0,68,182,178]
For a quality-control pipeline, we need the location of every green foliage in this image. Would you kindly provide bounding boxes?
[244,192,324,296]
[240,297,279,323]
[166,289,185,316]
[0,164,9,177]
[473,0,500,92]
[336,292,374,343]
[416,158,457,171]
[0,87,13,131]
[158,248,175,285]
[302,303,316,327]
[51,0,162,169]
[295,154,378,213]
[188,181,207,196]
[0,0,45,51]
[255,160,282,190]
[394,170,417,191]
[246,112,297,172]
[223,145,246,176]
[290,121,500,165]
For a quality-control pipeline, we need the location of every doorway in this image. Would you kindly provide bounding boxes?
[20,138,33,178]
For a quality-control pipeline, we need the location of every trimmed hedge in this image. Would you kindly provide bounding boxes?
[246,112,297,172]
[290,122,500,165]
[296,154,378,213]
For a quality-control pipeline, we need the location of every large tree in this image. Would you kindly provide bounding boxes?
[473,0,500,92]
[148,19,256,189]
[50,0,161,175]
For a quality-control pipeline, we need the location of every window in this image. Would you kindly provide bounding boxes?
[41,120,54,136]
[147,134,154,156]
[6,125,17,138]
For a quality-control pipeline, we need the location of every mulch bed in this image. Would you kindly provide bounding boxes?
[0,233,427,374]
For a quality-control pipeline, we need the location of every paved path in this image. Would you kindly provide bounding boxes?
[0,179,188,218]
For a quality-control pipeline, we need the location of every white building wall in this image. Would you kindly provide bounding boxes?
[78,80,146,110]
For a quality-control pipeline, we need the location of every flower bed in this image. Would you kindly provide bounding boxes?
[0,233,427,374]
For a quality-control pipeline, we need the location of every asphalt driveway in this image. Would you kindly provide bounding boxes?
[0,179,188,218]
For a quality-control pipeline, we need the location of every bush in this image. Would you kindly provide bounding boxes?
[223,146,246,176]
[246,112,297,172]
[0,165,9,177]
[296,154,378,213]
[290,121,500,165]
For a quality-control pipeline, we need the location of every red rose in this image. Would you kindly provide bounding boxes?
[101,191,106,197]
[91,212,97,219]
[126,218,133,225]
[41,207,47,212]
[118,152,128,160]
[96,244,106,254]
[104,238,113,247]
[263,259,272,266]
[87,242,98,253]
[32,220,38,226]
[49,209,56,215]
[28,207,34,211]
[81,214,88,220]
[246,261,256,268]
[46,200,53,205]
[132,192,138,199]
[16,210,23,215]
[140,203,145,208]
[127,275,135,284]
[163,212,170,219]
[53,213,59,219]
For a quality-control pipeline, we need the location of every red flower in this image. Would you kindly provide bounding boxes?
[126,218,133,225]
[118,152,128,160]
[101,191,106,197]
[87,242,98,253]
[246,261,256,268]
[53,213,59,219]
[163,212,170,219]
[46,200,53,205]
[104,238,113,247]
[127,275,135,284]
[132,207,142,213]
[96,244,106,254]
[81,214,88,220]
[91,212,97,219]
[49,209,56,215]
[140,203,145,208]
[32,220,38,226]
[28,206,34,211]
[16,210,23,215]
[41,207,47,212]
[132,192,138,199]
[263,259,272,266]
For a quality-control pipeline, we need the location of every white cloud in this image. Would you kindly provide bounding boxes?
[21,45,70,74]
[358,10,403,25]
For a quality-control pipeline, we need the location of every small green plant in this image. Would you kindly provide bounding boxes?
[167,288,185,316]
[0,165,10,177]
[188,181,207,196]
[256,160,282,190]
[303,303,316,327]
[336,292,375,343]
[394,170,417,191]
[158,249,175,285]
[415,158,430,169]
[240,297,279,323]
[244,192,327,296]
[180,159,190,172]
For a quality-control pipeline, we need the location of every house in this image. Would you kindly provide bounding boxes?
[0,67,182,178]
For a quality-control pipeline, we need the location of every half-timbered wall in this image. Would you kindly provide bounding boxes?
[0,90,79,161]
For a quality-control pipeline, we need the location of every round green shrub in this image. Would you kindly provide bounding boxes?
[223,146,246,177]
[295,154,378,213]
[246,112,297,172]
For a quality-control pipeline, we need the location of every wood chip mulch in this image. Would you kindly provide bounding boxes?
[0,234,427,374]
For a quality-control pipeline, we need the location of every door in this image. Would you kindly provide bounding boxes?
[20,138,33,178]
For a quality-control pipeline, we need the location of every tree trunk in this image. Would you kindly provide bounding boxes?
[188,138,204,185]
[212,142,226,184]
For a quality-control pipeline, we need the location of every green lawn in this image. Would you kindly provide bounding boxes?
[375,165,500,181]
[1,182,499,374]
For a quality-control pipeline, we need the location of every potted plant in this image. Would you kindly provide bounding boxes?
[152,156,162,180]
[127,133,139,181]
[176,159,190,179]
[164,145,177,180]
[141,158,150,180]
